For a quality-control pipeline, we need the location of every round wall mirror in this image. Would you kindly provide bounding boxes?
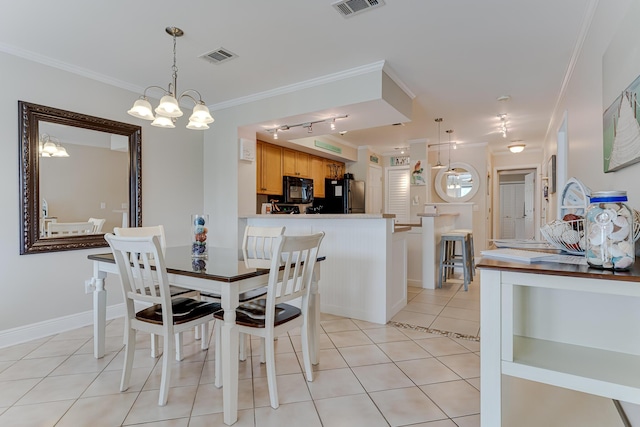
[434,162,480,203]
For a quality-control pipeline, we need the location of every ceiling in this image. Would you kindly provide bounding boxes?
[1,0,592,155]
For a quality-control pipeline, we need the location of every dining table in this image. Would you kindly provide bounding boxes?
[87,245,323,426]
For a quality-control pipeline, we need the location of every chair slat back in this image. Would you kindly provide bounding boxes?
[242,226,286,269]
[114,226,167,256]
[266,232,324,310]
[88,217,106,233]
[104,233,172,310]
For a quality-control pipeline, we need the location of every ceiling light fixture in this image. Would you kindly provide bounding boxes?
[445,129,455,173]
[432,118,445,169]
[127,26,214,130]
[267,115,348,137]
[39,134,69,157]
[498,113,508,138]
[508,141,526,153]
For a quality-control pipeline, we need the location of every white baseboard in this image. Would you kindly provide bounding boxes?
[0,304,125,349]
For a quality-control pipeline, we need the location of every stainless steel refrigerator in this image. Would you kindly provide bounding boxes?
[324,177,365,214]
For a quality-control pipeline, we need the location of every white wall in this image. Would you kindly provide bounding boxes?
[0,52,203,336]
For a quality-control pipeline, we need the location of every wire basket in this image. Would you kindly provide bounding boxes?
[541,212,640,255]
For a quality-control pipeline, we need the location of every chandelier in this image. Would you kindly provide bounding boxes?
[39,134,69,157]
[127,27,214,130]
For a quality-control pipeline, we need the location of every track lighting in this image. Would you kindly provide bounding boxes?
[267,115,348,137]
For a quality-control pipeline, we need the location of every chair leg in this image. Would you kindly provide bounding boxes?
[300,315,314,382]
[264,332,279,409]
[175,332,183,361]
[195,324,201,341]
[260,337,266,364]
[239,333,247,361]
[201,322,209,351]
[120,328,136,392]
[151,334,159,358]
[214,320,222,388]
[159,332,173,406]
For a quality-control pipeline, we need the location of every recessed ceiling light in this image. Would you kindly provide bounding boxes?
[497,95,511,102]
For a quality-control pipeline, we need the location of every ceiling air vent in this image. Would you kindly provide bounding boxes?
[200,48,238,65]
[332,0,385,18]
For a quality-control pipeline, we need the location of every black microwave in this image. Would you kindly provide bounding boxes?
[283,176,314,204]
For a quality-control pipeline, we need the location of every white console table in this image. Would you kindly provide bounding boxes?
[479,258,640,425]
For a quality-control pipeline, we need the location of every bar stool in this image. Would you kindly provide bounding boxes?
[438,231,473,291]
[451,228,475,277]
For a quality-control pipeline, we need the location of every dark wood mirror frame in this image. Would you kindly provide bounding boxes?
[19,101,142,254]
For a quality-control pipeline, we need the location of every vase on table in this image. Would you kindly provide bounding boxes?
[191,214,209,258]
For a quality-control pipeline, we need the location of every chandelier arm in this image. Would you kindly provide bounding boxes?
[142,85,171,98]
[178,89,205,104]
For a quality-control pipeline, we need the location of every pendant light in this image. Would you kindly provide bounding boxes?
[127,27,214,130]
[445,129,455,174]
[433,118,445,168]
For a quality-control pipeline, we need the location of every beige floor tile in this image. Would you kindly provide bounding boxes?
[104,347,160,371]
[404,301,447,316]
[415,337,470,357]
[250,335,295,356]
[377,340,432,361]
[390,310,436,327]
[50,325,94,341]
[320,313,346,321]
[320,318,360,333]
[0,378,40,407]
[406,420,458,427]
[81,366,153,397]
[338,344,392,367]
[420,380,480,418]
[439,306,480,322]
[0,356,67,381]
[189,409,255,427]
[396,358,460,385]
[200,358,252,384]
[406,293,452,306]
[50,351,117,376]
[75,335,126,355]
[452,337,480,352]
[123,385,198,424]
[290,333,334,352]
[306,368,365,400]
[327,330,373,347]
[351,319,388,330]
[452,414,481,427]
[297,348,348,371]
[0,340,50,362]
[23,338,87,359]
[429,317,479,337]
[143,360,205,390]
[56,392,138,427]
[0,361,13,374]
[369,386,447,426]
[15,372,98,405]
[351,363,413,392]
[253,373,312,407]
[191,379,254,416]
[396,327,444,340]
[314,394,388,427]
[444,298,480,311]
[124,418,189,427]
[251,352,301,377]
[362,326,411,343]
[466,377,480,391]
[0,399,74,427]
[438,353,480,379]
[255,400,321,427]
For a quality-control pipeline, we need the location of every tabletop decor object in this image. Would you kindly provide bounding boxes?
[191,214,209,258]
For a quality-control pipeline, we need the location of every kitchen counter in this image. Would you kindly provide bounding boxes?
[240,213,407,324]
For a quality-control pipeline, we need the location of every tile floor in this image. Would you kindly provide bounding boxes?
[0,279,480,427]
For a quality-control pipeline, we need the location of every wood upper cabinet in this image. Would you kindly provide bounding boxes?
[324,160,345,179]
[283,148,310,178]
[310,156,325,198]
[256,140,283,195]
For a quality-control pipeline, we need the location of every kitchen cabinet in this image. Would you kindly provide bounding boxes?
[256,140,282,195]
[310,156,325,198]
[324,160,345,179]
[283,149,310,177]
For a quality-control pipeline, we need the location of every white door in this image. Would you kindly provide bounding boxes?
[500,184,516,239]
[367,165,383,214]
[524,172,535,239]
[385,167,410,223]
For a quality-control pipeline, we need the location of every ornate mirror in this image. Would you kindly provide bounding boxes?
[19,101,142,254]
[434,162,480,203]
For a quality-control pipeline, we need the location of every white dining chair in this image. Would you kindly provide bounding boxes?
[114,226,202,360]
[104,233,220,406]
[88,217,106,233]
[213,232,324,409]
[200,225,285,360]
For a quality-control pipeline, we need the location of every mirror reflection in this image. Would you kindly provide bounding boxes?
[19,101,141,254]
[38,123,129,239]
[434,162,480,203]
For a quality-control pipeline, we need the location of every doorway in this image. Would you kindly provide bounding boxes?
[492,166,540,240]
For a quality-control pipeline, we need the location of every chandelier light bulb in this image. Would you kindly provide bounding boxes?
[127,98,155,120]
[151,114,175,128]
